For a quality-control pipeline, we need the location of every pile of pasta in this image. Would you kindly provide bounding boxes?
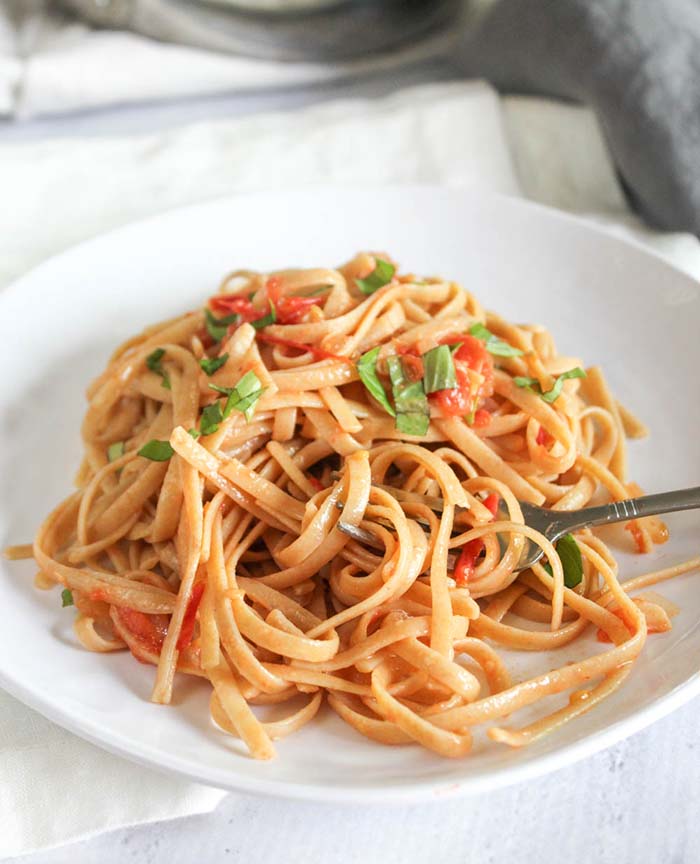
[22,252,699,760]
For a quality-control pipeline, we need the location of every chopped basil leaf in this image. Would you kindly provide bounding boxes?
[107,441,125,462]
[187,427,201,439]
[540,367,587,403]
[422,345,457,394]
[449,342,463,356]
[543,533,584,588]
[205,308,237,343]
[387,356,430,436]
[513,375,540,390]
[209,370,265,423]
[138,439,174,461]
[251,301,277,330]
[514,367,586,404]
[199,353,229,376]
[356,258,395,295]
[200,402,224,436]
[146,347,171,390]
[356,346,395,417]
[469,323,524,358]
[61,588,74,607]
[146,347,165,368]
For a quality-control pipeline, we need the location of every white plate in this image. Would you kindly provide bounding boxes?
[1,187,699,802]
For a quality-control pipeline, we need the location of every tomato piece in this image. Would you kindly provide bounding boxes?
[536,426,554,447]
[114,607,169,655]
[430,364,471,417]
[473,408,491,428]
[274,295,322,325]
[398,352,425,382]
[256,332,351,363]
[625,521,648,553]
[209,294,257,320]
[176,582,206,651]
[431,335,494,419]
[483,493,500,517]
[454,539,485,586]
[264,276,283,302]
[307,475,324,492]
[264,276,327,324]
[454,492,500,585]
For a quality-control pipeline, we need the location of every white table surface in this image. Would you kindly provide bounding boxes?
[3,60,699,864]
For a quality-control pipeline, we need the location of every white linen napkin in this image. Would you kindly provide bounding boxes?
[0,0,454,119]
[1,80,699,859]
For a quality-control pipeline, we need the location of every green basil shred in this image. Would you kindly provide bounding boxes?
[146,347,171,390]
[543,533,584,588]
[209,370,265,423]
[205,308,237,343]
[138,439,174,461]
[422,345,457,394]
[199,353,229,376]
[514,367,586,404]
[356,347,395,417]
[469,323,524,358]
[200,402,224,436]
[61,588,74,608]
[387,356,430,436]
[251,301,277,330]
[356,258,395,295]
[107,441,125,462]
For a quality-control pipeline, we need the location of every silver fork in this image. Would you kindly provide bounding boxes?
[336,483,700,571]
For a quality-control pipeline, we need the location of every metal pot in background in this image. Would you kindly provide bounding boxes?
[59,0,463,62]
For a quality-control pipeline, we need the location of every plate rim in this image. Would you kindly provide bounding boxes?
[2,184,699,802]
[1,653,699,802]
[4,185,698,306]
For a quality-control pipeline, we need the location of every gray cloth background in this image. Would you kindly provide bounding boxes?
[59,0,460,62]
[457,0,700,238]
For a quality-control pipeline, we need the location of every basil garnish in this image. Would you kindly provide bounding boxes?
[209,370,265,423]
[422,345,457,394]
[514,367,586,404]
[138,440,174,461]
[199,353,229,376]
[356,258,395,295]
[107,441,125,462]
[387,356,430,436]
[146,347,171,390]
[469,323,524,358]
[543,533,584,588]
[356,347,395,417]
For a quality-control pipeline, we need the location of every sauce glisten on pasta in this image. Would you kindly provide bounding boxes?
[10,251,699,760]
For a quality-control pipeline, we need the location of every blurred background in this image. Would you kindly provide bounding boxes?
[0,0,468,125]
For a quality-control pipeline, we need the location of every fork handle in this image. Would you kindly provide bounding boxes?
[552,485,700,537]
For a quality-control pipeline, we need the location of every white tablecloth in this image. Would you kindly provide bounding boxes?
[2,79,699,860]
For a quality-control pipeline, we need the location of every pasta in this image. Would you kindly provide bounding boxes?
[11,251,698,761]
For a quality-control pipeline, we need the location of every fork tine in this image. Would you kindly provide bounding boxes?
[336,521,457,569]
[336,521,383,549]
[329,472,458,514]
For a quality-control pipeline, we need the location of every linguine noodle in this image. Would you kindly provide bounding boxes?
[10,251,698,761]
